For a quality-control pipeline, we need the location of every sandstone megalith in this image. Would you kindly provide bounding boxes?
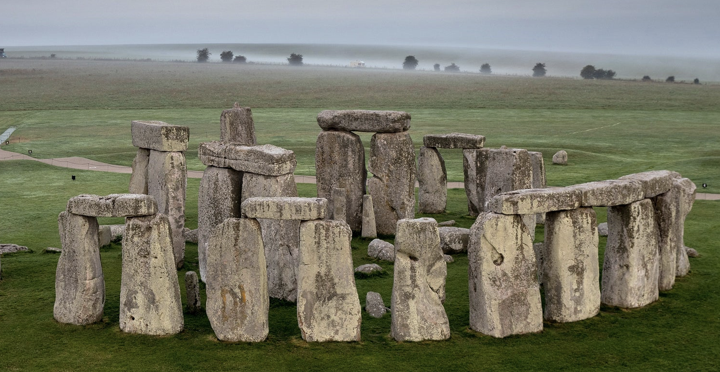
[418,146,447,214]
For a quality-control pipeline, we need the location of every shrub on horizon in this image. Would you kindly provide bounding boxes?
[533,63,546,77]
[197,48,211,63]
[480,63,492,75]
[288,53,303,66]
[220,51,234,62]
[233,55,247,64]
[403,56,419,70]
[444,63,460,72]
[434,63,440,71]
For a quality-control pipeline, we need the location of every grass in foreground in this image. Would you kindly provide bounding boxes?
[1,161,718,371]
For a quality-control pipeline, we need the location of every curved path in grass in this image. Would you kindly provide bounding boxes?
[1,147,717,199]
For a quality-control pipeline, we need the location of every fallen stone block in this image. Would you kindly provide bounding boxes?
[220,104,256,145]
[368,239,395,262]
[543,208,601,322]
[439,227,470,254]
[67,194,157,218]
[552,150,567,165]
[45,247,62,253]
[355,263,383,274]
[54,211,104,325]
[129,148,150,194]
[488,187,581,215]
[297,220,361,342]
[241,197,327,220]
[392,218,449,341]
[468,212,543,338]
[438,220,456,226]
[569,179,645,207]
[317,110,411,133]
[418,146,447,214]
[619,170,681,199]
[206,218,268,342]
[185,271,201,314]
[601,199,659,308]
[131,120,189,152]
[686,247,699,258]
[361,195,377,239]
[148,150,187,269]
[183,228,198,243]
[423,133,485,149]
[199,141,297,176]
[443,254,454,263]
[365,291,387,318]
[120,214,183,335]
[598,222,608,236]
[0,244,29,254]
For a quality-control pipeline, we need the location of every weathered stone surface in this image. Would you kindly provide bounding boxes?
[529,151,547,223]
[439,227,470,254]
[109,224,125,238]
[315,130,366,231]
[601,199,659,308]
[443,254,454,263]
[198,166,243,282]
[368,239,395,262]
[67,194,157,218]
[0,244,29,254]
[129,148,150,194]
[206,218,268,342]
[185,271,201,314]
[543,208,600,322]
[418,146,447,214]
[533,242,544,285]
[686,247,699,258]
[653,181,685,291]
[569,179,645,207]
[120,214,183,335]
[183,228,198,243]
[675,178,696,277]
[598,222,608,236]
[423,133,485,149]
[220,104,256,145]
[45,247,62,253]
[241,197,327,220]
[368,132,416,235]
[619,170,681,198]
[552,150,567,165]
[199,141,297,176]
[488,187,581,215]
[317,110,411,133]
[98,225,112,247]
[148,150,186,269]
[468,212,543,338]
[361,195,377,239]
[54,211,104,325]
[241,172,301,302]
[330,187,347,222]
[464,148,533,217]
[297,220,362,342]
[355,263,383,274]
[391,218,449,341]
[365,291,387,318]
[131,120,189,152]
[438,220,456,226]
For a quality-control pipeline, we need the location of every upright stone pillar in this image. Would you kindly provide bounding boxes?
[297,220,361,342]
[529,151,546,224]
[148,150,187,269]
[418,147,447,214]
[129,148,150,194]
[120,214,184,335]
[601,199,660,308]
[543,208,600,322]
[53,211,105,325]
[330,187,347,222]
[315,130,366,232]
[391,218,449,341]
[361,195,377,239]
[463,148,532,217]
[468,212,542,338]
[368,132,416,235]
[675,178,696,277]
[206,218,268,342]
[220,104,256,144]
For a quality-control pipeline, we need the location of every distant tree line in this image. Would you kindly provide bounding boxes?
[580,65,616,80]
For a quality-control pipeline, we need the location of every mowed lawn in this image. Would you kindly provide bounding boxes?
[0,59,719,371]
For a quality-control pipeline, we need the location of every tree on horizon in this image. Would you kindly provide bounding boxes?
[288,53,303,66]
[197,48,211,63]
[480,63,492,75]
[445,63,460,72]
[220,51,234,62]
[403,56,419,70]
[434,63,440,71]
[532,63,546,77]
[581,65,595,79]
[233,55,247,63]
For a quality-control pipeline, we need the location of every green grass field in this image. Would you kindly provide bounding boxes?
[1,59,719,371]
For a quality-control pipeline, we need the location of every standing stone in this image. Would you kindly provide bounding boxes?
[120,214,183,335]
[468,212,543,338]
[54,211,104,325]
[368,132,416,235]
[463,149,485,216]
[653,184,682,291]
[391,218,449,341]
[330,187,347,222]
[206,218,268,342]
[464,148,532,217]
[198,166,243,282]
[533,242,544,285]
[361,195,377,239]
[220,104,256,145]
[185,271,201,314]
[439,227,470,254]
[129,148,150,194]
[297,220,361,342]
[675,178,696,277]
[601,199,659,308]
[315,130,366,232]
[365,292,387,318]
[242,173,300,302]
[131,121,189,152]
[552,150,568,165]
[543,208,600,322]
[529,151,546,223]
[98,225,112,247]
[148,150,186,269]
[418,146,447,214]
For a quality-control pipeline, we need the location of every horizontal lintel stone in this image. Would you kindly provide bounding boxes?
[423,133,485,149]
[198,141,296,176]
[131,121,189,152]
[67,194,157,217]
[241,197,327,220]
[619,170,681,198]
[488,187,581,215]
[317,110,411,133]
[568,179,645,207]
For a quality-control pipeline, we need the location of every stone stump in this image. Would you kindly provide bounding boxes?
[391,218,449,341]
[53,211,105,325]
[361,195,377,239]
[468,212,542,338]
[418,146,447,214]
[148,150,187,269]
[220,104,256,144]
[601,199,660,308]
[297,220,361,342]
[368,132,416,235]
[206,218,268,342]
[185,271,201,313]
[543,208,600,322]
[120,214,184,335]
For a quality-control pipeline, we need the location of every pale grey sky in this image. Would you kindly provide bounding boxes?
[3,0,719,56]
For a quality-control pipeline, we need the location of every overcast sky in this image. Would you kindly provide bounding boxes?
[3,0,719,57]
